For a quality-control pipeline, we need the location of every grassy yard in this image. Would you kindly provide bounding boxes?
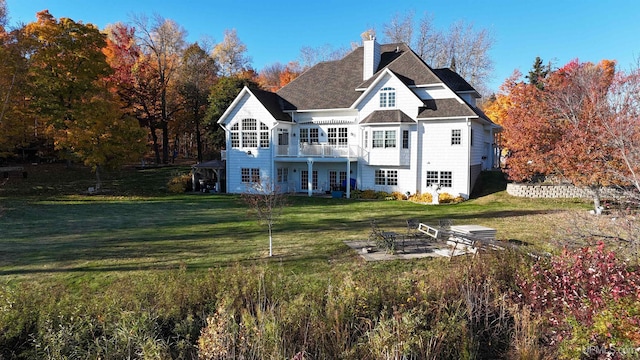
[1,164,602,359]
[0,164,587,281]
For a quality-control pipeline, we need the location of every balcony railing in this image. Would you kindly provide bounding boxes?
[276,143,363,158]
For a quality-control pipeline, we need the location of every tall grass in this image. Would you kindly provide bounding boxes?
[1,251,541,359]
[2,165,626,359]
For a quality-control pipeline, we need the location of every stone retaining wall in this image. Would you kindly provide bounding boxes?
[506,183,592,198]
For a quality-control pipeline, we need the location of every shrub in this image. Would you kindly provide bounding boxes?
[438,192,465,204]
[167,173,191,193]
[517,243,640,358]
[408,192,433,204]
[391,191,407,200]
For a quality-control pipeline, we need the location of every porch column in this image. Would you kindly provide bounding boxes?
[307,159,313,197]
[346,160,351,199]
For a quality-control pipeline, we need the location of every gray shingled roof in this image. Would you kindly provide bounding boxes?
[357,44,441,89]
[417,99,478,119]
[432,68,476,93]
[277,43,443,110]
[271,41,494,126]
[360,109,416,124]
[276,49,364,110]
[250,88,293,122]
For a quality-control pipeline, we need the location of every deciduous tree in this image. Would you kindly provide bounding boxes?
[241,180,288,257]
[381,11,494,93]
[206,75,260,149]
[258,61,302,91]
[177,42,217,162]
[24,11,145,187]
[131,14,187,164]
[212,29,251,77]
[501,59,627,211]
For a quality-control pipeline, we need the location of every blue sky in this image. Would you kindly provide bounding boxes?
[5,0,640,93]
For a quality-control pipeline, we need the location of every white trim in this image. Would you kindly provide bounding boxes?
[350,69,422,110]
[217,86,251,125]
[297,118,356,125]
[292,108,354,113]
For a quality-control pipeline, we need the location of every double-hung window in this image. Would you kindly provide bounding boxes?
[372,130,396,148]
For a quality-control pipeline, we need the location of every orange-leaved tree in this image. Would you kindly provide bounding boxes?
[501,59,629,211]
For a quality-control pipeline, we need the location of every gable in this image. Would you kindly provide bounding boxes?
[353,71,423,118]
[218,89,279,129]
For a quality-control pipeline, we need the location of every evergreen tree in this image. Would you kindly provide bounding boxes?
[526,56,550,90]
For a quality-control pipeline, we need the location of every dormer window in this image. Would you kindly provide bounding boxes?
[379,87,396,108]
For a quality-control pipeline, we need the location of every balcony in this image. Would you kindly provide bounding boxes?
[276,143,364,159]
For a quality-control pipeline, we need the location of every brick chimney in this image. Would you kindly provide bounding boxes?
[363,36,380,81]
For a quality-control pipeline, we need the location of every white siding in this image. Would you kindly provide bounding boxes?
[357,74,423,119]
[470,121,484,165]
[419,119,471,197]
[412,86,458,101]
[222,92,278,193]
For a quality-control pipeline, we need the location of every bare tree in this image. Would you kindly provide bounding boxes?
[0,0,7,29]
[241,179,288,257]
[212,29,251,77]
[381,11,494,93]
[297,43,349,69]
[131,14,187,164]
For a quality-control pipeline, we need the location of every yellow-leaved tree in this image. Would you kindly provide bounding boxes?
[24,10,146,189]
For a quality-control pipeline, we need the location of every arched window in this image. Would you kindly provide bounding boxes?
[379,87,396,108]
[230,118,270,148]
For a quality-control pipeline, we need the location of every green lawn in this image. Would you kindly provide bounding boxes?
[0,164,603,359]
[0,164,587,281]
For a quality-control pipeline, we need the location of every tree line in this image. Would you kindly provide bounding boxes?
[0,4,495,184]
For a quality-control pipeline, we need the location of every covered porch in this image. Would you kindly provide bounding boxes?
[191,160,225,193]
[275,157,358,198]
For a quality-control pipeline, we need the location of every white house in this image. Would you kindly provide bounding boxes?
[217,38,501,198]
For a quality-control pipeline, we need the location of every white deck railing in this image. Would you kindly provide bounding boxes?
[276,144,364,158]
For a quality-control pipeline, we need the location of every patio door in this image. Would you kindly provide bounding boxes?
[301,170,318,190]
[329,170,347,189]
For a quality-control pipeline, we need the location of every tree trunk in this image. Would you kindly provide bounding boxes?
[162,121,169,164]
[150,124,161,165]
[195,117,203,163]
[591,186,603,215]
[95,164,102,191]
[268,223,273,257]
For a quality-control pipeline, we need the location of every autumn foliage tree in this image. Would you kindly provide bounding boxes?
[498,59,634,211]
[24,11,145,188]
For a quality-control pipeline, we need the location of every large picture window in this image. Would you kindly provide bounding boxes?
[230,118,270,149]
